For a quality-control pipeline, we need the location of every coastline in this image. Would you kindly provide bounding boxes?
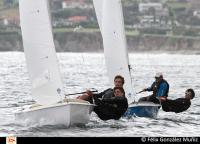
[1,31,200,53]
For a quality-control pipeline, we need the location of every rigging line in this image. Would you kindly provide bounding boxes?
[71,25,91,93]
[77,52,88,92]
[81,52,89,88]
[128,61,136,103]
[79,52,95,92]
[126,51,135,103]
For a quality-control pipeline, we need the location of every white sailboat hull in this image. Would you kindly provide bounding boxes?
[15,100,94,127]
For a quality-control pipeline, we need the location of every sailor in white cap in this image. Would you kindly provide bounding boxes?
[155,72,163,78]
[138,72,169,104]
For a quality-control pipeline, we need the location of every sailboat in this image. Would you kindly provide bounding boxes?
[93,0,160,118]
[15,0,94,126]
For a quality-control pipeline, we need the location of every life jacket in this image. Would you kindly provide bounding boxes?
[152,79,169,97]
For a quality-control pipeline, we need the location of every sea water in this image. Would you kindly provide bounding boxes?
[0,52,199,137]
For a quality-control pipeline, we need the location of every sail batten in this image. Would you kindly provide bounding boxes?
[19,0,64,105]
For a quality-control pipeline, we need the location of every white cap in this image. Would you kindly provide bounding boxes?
[155,72,163,78]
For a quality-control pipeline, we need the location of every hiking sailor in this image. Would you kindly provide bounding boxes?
[77,75,125,103]
[92,86,128,120]
[77,75,128,120]
[160,88,195,113]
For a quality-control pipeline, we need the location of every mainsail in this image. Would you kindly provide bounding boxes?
[93,0,103,31]
[93,0,136,102]
[19,0,64,105]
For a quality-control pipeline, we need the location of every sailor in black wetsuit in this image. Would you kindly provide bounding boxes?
[160,88,195,113]
[76,75,125,103]
[92,86,128,120]
[76,75,128,120]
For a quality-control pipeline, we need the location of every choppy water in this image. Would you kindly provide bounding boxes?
[0,52,199,137]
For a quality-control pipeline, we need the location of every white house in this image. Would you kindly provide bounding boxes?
[193,10,200,18]
[139,3,163,13]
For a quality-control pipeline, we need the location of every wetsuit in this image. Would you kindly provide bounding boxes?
[161,98,191,113]
[87,88,113,103]
[94,88,114,99]
[92,89,128,120]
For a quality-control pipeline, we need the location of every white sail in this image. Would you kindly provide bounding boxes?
[19,0,64,105]
[93,0,104,31]
[94,0,136,102]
